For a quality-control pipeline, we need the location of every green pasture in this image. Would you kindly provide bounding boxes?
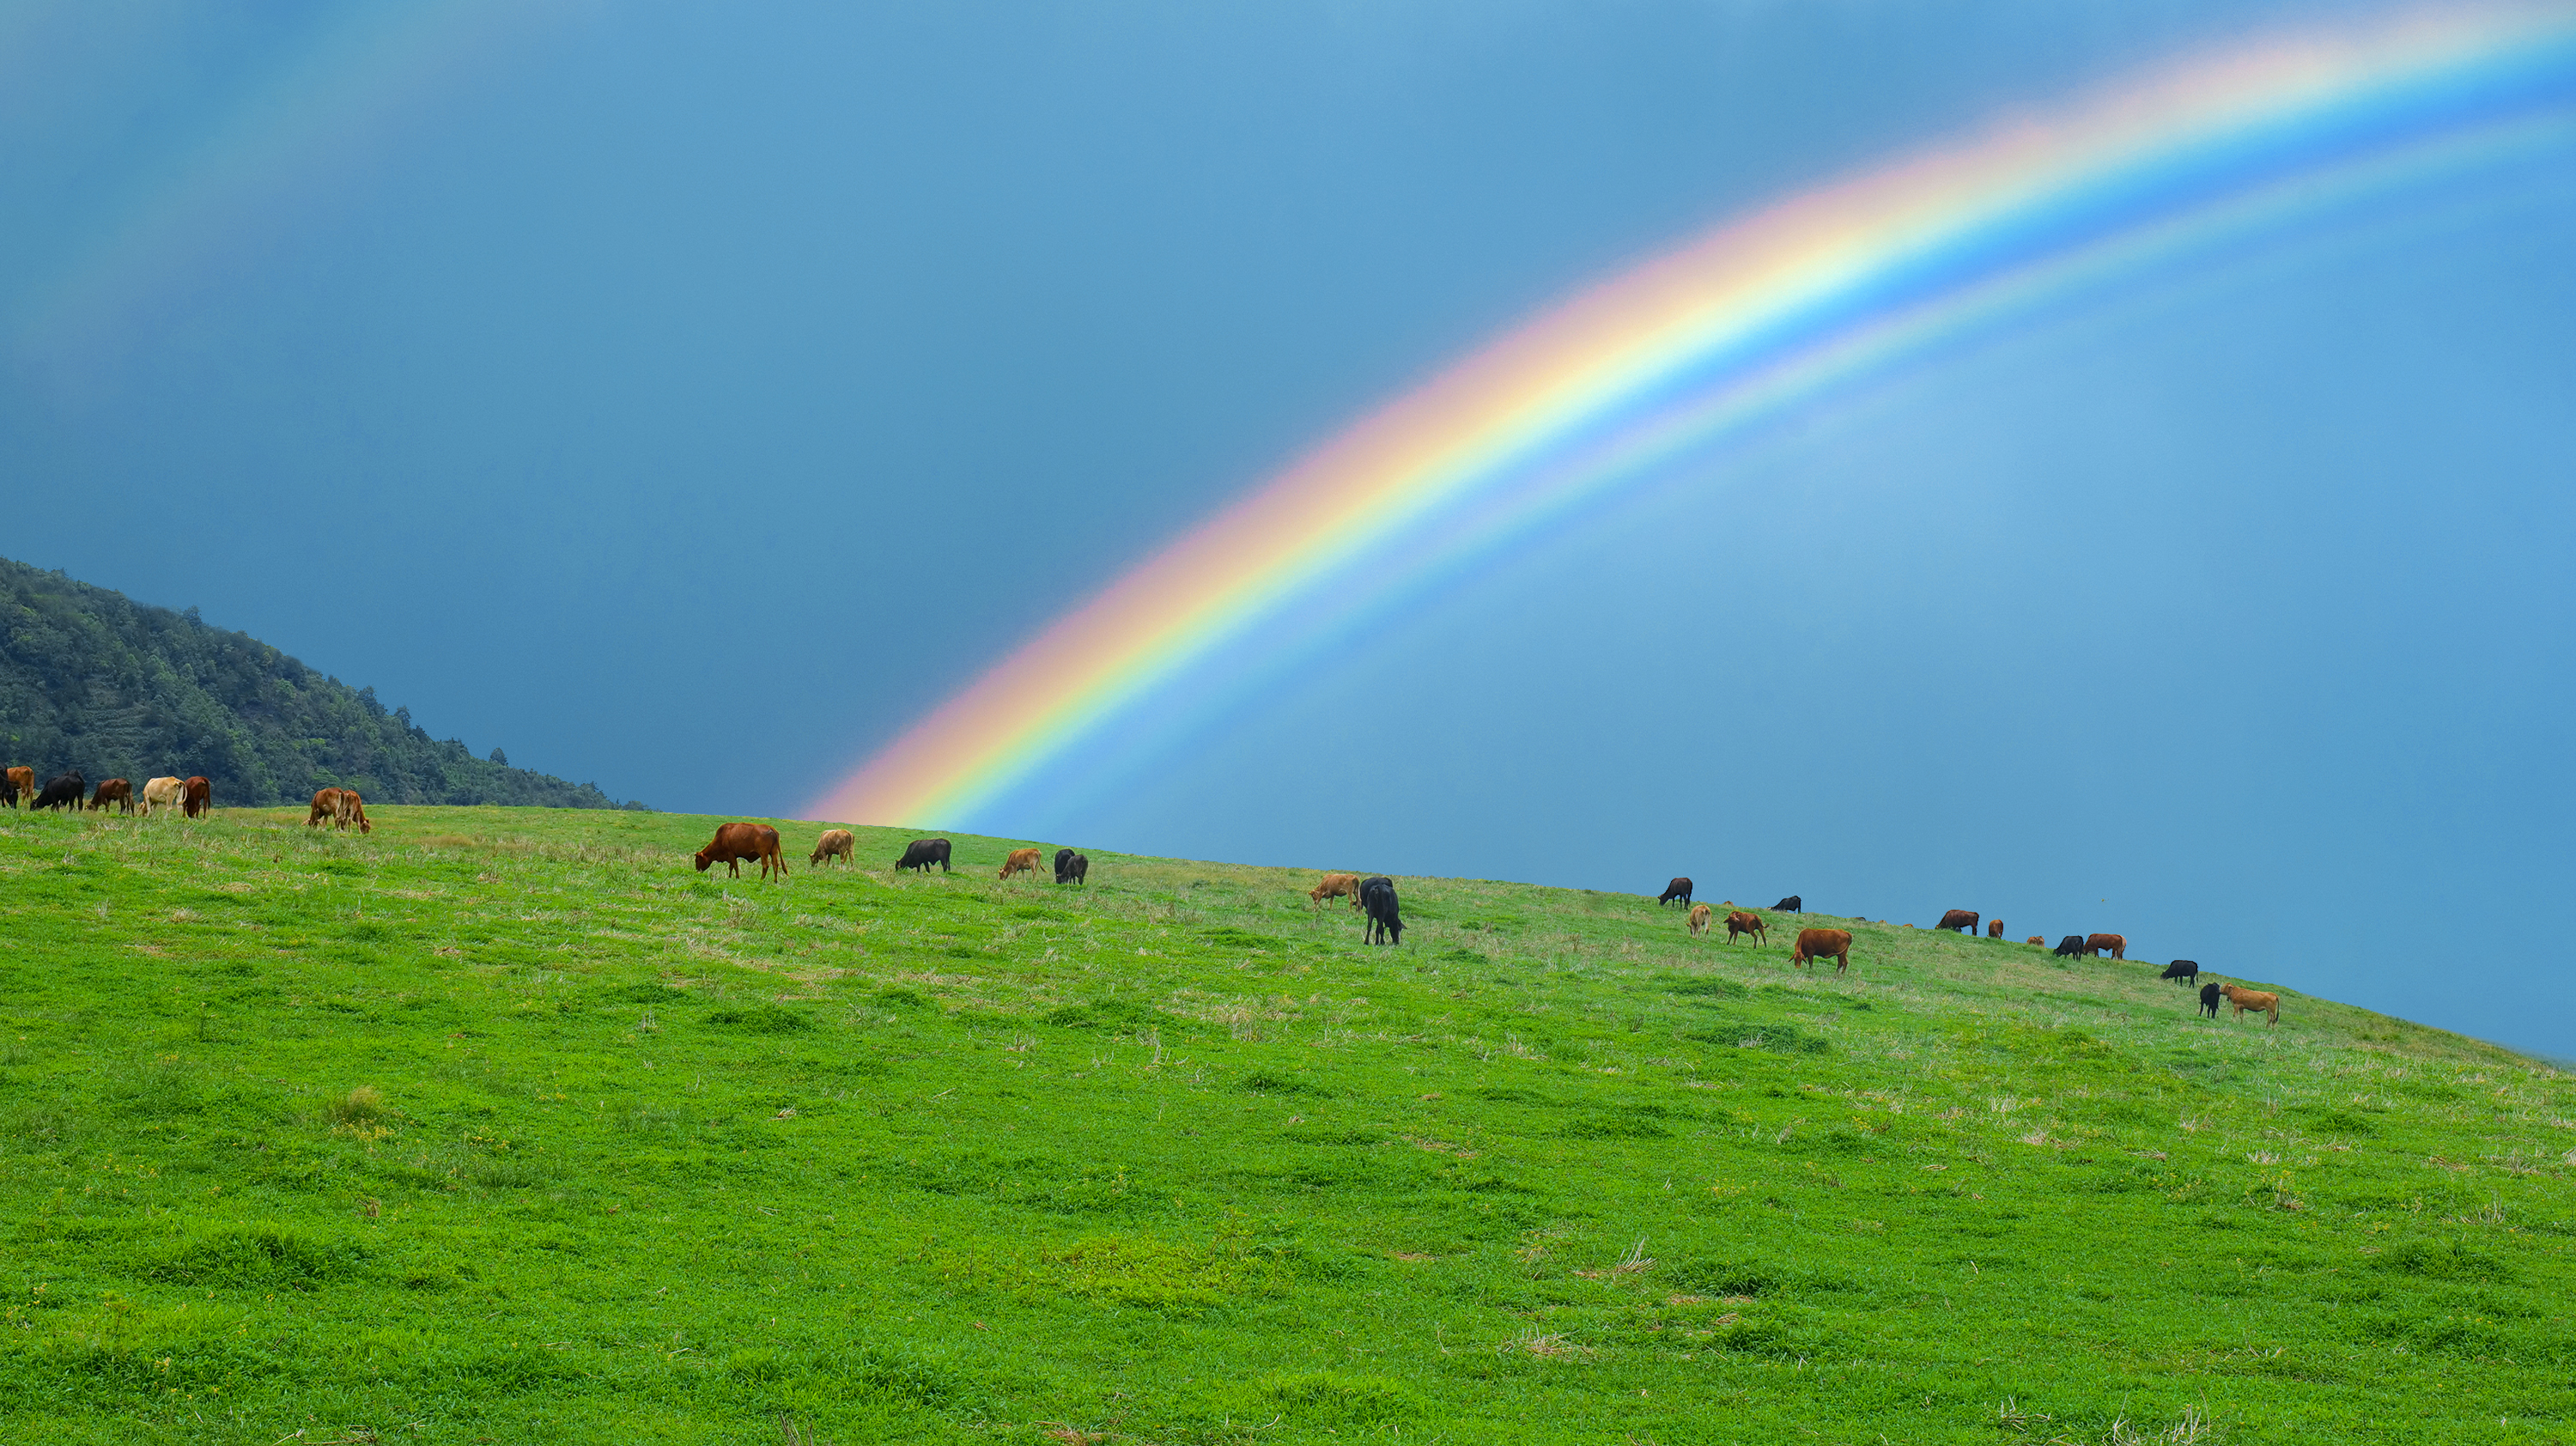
[0,805,2567,1443]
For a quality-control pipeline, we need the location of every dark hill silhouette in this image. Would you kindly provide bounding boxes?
[0,556,640,811]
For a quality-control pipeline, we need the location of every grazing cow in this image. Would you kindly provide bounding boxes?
[335,790,372,835]
[1657,878,1693,908]
[809,829,855,867]
[2086,933,2127,960]
[2198,981,2223,1019]
[3,766,28,806]
[1309,872,1364,908]
[1054,849,1089,885]
[1987,919,2005,939]
[696,822,786,881]
[999,847,1043,880]
[894,838,952,873]
[1937,909,1979,933]
[1726,910,1767,946]
[33,771,83,811]
[1791,927,1854,973]
[1772,896,1802,913]
[2219,983,2280,1027]
[1359,875,1403,946]
[307,787,343,828]
[141,777,186,816]
[2026,935,2045,946]
[88,778,134,814]
[182,776,210,818]
[2052,934,2087,959]
[1687,902,1713,937]
[2159,959,2200,986]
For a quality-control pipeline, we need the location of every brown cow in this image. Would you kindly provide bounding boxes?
[1936,908,1979,933]
[5,766,30,806]
[182,776,210,817]
[335,790,372,835]
[2026,935,2044,946]
[810,829,855,866]
[696,822,785,881]
[88,778,135,813]
[1792,927,1854,973]
[1987,919,2004,939]
[1309,872,1364,908]
[307,787,343,828]
[999,847,1043,880]
[2086,933,2127,960]
[1686,902,1712,937]
[1725,910,1767,945]
[141,776,186,816]
[2219,983,2280,1027]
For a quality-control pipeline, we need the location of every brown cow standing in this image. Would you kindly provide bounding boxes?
[1686,902,1712,937]
[1792,927,1854,973]
[1987,919,2004,939]
[1309,872,1364,908]
[696,823,785,881]
[2087,933,2127,960]
[5,766,30,806]
[999,847,1043,879]
[810,829,855,866]
[1725,910,1767,945]
[2218,983,2280,1026]
[182,776,210,817]
[89,778,135,813]
[335,790,372,835]
[307,788,343,828]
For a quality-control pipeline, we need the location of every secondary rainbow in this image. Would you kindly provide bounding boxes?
[817,4,2576,829]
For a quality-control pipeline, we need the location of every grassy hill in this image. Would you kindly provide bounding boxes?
[0,555,638,810]
[0,806,2567,1444]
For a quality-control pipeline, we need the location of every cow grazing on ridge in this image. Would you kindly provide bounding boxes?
[182,776,210,817]
[810,829,855,867]
[2026,935,2045,946]
[894,838,952,873]
[1987,919,2005,939]
[2219,983,2280,1027]
[3,766,29,806]
[1792,927,1853,973]
[1772,895,1802,913]
[88,778,134,813]
[1054,849,1088,885]
[1937,909,1978,933]
[2052,934,2087,959]
[1687,903,1712,937]
[1657,878,1693,908]
[1726,910,1767,946]
[34,771,82,811]
[1360,876,1403,946]
[335,791,372,835]
[307,788,343,828]
[1309,872,1363,908]
[999,848,1043,880]
[2198,981,2223,1019]
[696,823,785,881]
[141,777,186,816]
[2159,959,2200,986]
[2087,933,2127,960]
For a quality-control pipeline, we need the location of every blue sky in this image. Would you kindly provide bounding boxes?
[5,1,2573,1057]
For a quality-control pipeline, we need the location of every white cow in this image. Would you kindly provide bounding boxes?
[140,776,187,817]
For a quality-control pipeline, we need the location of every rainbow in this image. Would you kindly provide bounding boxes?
[817,4,2576,829]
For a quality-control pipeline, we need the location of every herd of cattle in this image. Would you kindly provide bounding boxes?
[4,768,211,817]
[1651,877,2280,1025]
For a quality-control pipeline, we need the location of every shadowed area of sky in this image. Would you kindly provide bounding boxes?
[4,1,2572,1057]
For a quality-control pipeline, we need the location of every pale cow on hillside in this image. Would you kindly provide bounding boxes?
[141,776,187,817]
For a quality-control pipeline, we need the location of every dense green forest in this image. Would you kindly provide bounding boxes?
[0,556,641,810]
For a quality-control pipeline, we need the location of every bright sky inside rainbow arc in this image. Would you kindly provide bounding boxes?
[813,4,2576,831]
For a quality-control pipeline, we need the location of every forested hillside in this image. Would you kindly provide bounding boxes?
[0,556,639,810]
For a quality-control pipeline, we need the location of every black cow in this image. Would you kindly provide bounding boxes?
[1054,848,1089,885]
[33,770,84,811]
[2051,934,2087,959]
[1656,877,1692,907]
[2197,981,2222,1019]
[1773,896,1801,913]
[893,838,952,873]
[1360,875,1403,946]
[2160,959,2200,986]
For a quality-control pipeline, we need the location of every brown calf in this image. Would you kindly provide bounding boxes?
[1725,910,1767,945]
[307,788,343,828]
[335,790,372,835]
[1987,919,2004,939]
[1686,902,1712,937]
[1792,927,1854,973]
[696,823,785,881]
[89,778,135,813]
[999,847,1043,880]
[2026,935,2044,946]
[2219,984,2280,1026]
[810,829,855,866]
[1309,872,1364,908]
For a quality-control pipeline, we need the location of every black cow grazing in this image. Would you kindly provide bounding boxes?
[2052,934,2087,959]
[2197,981,2223,1019]
[1054,848,1089,885]
[2160,959,2200,986]
[33,770,84,811]
[1657,878,1692,907]
[1936,909,1979,933]
[893,838,952,873]
[1360,875,1403,946]
[1773,896,1801,913]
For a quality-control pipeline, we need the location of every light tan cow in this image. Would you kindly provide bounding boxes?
[141,776,187,816]
[1309,872,1364,908]
[1686,902,1712,937]
[307,788,343,828]
[2219,983,2280,1026]
[999,847,1043,879]
[335,790,372,835]
[810,829,855,867]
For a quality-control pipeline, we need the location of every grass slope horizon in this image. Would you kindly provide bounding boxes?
[2,805,2568,1443]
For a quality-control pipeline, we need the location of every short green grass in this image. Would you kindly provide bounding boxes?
[0,805,2568,1444]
